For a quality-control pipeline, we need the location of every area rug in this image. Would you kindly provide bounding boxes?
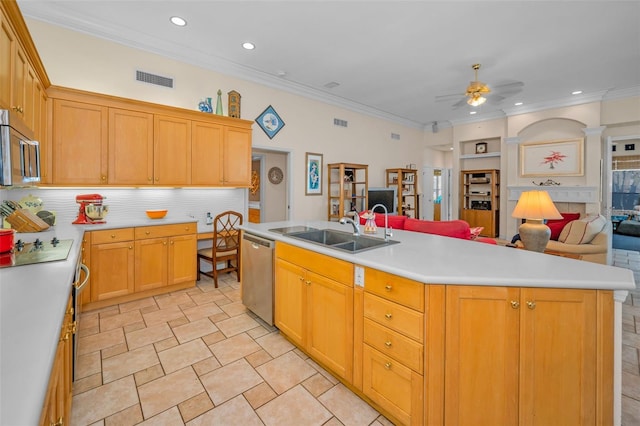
[613,233,640,252]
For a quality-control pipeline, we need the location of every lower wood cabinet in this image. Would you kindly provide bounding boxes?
[441,285,611,426]
[39,292,74,426]
[87,222,196,307]
[274,243,354,382]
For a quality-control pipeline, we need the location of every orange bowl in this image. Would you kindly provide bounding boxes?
[146,209,168,219]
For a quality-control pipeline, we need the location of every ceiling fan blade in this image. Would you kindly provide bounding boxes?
[435,93,463,102]
[451,97,469,109]
[492,81,525,96]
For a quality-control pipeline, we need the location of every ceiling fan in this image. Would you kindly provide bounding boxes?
[436,64,524,109]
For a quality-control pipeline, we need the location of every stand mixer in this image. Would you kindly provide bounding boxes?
[72,194,109,224]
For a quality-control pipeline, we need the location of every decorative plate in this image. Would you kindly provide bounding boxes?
[18,194,43,213]
[268,166,284,184]
[256,105,285,139]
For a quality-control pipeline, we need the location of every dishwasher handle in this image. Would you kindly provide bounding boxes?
[243,233,275,249]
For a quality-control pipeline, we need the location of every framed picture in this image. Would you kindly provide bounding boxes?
[305,152,323,195]
[520,138,584,177]
[475,142,488,154]
[255,105,285,139]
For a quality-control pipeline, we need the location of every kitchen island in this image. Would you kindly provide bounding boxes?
[242,220,635,426]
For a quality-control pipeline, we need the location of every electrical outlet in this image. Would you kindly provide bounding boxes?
[354,265,365,287]
[205,212,213,225]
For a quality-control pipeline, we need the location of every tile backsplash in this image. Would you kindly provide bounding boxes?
[0,187,246,233]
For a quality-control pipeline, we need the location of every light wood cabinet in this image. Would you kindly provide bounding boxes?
[90,228,135,301]
[52,99,108,185]
[46,87,253,187]
[459,169,500,237]
[86,222,197,308]
[443,285,604,426]
[275,243,354,382]
[108,108,154,184]
[328,163,368,220]
[154,115,191,185]
[135,223,197,291]
[362,267,424,425]
[39,293,74,426]
[386,168,419,218]
[0,2,49,136]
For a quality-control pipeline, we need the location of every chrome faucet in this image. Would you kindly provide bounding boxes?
[371,203,393,242]
[339,216,360,236]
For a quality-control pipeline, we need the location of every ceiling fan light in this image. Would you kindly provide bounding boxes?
[467,95,486,107]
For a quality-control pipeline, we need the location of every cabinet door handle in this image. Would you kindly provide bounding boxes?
[305,280,311,286]
[59,332,70,342]
[298,276,304,281]
[384,341,392,348]
[170,241,174,245]
[526,301,536,310]
[384,362,392,370]
[51,416,64,426]
[385,284,392,291]
[129,246,133,249]
[384,313,392,319]
[163,241,167,245]
[510,300,520,309]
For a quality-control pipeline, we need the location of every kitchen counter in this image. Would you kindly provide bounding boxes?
[241,220,635,295]
[0,216,197,425]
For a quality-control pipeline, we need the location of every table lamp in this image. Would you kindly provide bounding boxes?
[512,190,562,252]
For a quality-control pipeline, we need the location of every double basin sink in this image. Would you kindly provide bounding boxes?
[269,226,399,253]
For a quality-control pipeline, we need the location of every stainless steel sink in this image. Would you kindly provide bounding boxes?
[286,229,399,253]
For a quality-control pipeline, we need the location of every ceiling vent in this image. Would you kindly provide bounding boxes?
[333,118,348,128]
[391,133,401,140]
[136,70,174,88]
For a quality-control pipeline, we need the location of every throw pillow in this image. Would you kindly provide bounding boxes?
[546,212,581,241]
[558,214,607,244]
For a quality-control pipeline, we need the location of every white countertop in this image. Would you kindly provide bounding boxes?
[0,216,197,425]
[241,220,635,293]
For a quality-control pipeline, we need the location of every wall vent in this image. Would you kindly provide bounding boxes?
[333,118,348,127]
[391,133,401,140]
[136,70,174,88]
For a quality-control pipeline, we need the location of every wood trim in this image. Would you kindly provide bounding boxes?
[82,280,195,311]
[46,85,253,128]
[596,290,614,426]
[425,284,445,426]
[353,285,364,391]
[1,0,50,87]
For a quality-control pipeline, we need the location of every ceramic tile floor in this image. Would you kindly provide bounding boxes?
[613,248,640,426]
[71,274,392,426]
[72,251,640,425]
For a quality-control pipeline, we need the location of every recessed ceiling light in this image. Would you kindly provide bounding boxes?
[470,111,477,115]
[572,90,583,95]
[170,16,186,27]
[242,42,255,50]
[514,102,523,106]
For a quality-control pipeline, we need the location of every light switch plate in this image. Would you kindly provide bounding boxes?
[354,265,364,287]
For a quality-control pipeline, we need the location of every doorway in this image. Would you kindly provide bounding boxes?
[250,148,290,223]
[421,167,451,221]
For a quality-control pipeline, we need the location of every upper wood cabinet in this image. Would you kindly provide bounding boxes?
[46,86,253,187]
[0,2,50,136]
[52,99,108,184]
[108,108,154,185]
[154,115,192,185]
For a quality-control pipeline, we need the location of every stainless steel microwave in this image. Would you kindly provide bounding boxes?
[0,110,41,186]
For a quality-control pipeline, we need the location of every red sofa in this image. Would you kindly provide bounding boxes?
[359,214,497,244]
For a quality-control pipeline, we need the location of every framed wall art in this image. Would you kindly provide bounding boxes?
[520,138,584,177]
[255,105,285,139]
[305,152,323,195]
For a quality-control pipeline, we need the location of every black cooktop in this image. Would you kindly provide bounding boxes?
[0,238,73,268]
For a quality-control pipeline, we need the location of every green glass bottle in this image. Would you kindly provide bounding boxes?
[215,89,224,115]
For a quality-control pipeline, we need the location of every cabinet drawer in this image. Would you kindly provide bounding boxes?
[135,222,197,239]
[363,318,423,374]
[276,243,353,286]
[364,293,424,343]
[364,268,424,311]
[362,344,422,426]
[90,228,135,244]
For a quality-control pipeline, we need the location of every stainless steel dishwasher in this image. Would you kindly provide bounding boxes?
[241,232,275,325]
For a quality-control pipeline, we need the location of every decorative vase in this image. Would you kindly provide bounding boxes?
[198,97,212,113]
[215,90,224,115]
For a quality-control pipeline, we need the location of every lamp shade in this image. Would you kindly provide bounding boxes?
[512,190,562,220]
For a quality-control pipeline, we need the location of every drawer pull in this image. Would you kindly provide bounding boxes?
[110,234,116,238]
[384,362,392,370]
[384,341,392,348]
[384,313,393,319]
[145,231,151,235]
[526,301,536,310]
[163,241,167,245]
[385,284,392,291]
[170,241,174,245]
[510,300,520,309]
[305,280,311,286]
[298,276,304,281]
[129,246,133,249]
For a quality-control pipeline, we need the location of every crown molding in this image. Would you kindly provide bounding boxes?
[603,86,640,101]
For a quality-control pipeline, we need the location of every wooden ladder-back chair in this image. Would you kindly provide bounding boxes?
[197,211,243,287]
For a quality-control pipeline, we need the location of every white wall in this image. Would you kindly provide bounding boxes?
[24,18,425,222]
